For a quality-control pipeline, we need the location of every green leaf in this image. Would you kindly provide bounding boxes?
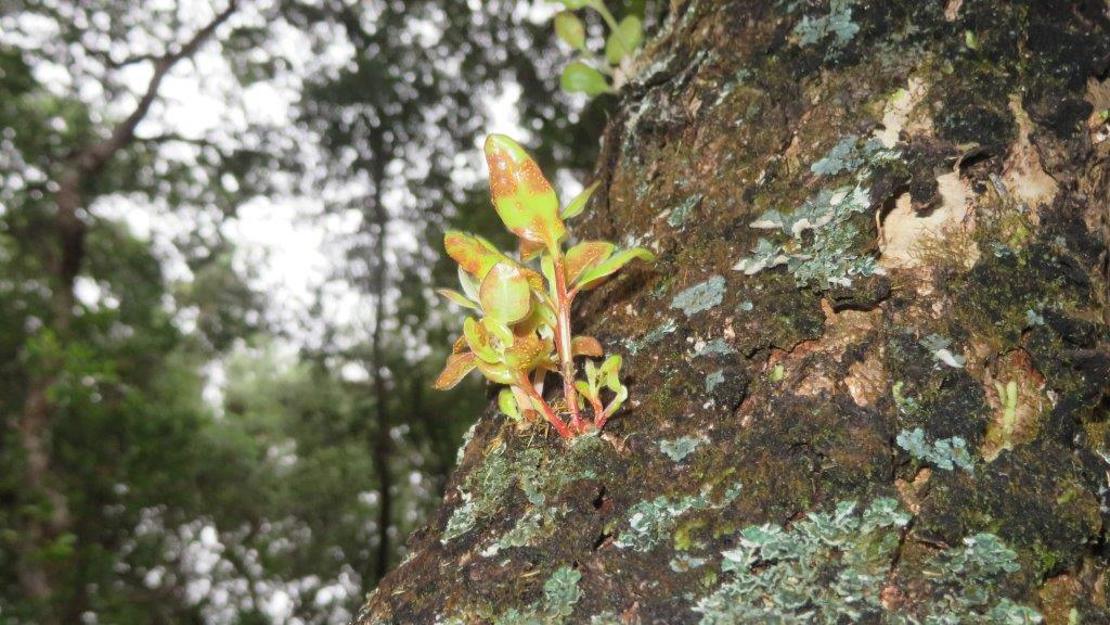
[600,354,622,384]
[445,230,504,278]
[436,288,479,310]
[540,254,558,301]
[463,317,499,363]
[559,0,589,8]
[458,266,481,300]
[498,388,521,420]
[604,15,642,65]
[433,352,477,390]
[575,247,654,289]
[565,240,615,284]
[475,359,518,385]
[484,134,566,252]
[574,379,593,399]
[479,262,533,324]
[560,61,610,97]
[560,180,599,219]
[606,384,628,414]
[554,11,586,50]
[584,358,599,389]
[480,317,515,348]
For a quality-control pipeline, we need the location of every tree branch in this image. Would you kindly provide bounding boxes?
[73,0,241,176]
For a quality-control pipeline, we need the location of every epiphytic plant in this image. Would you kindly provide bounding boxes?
[433,134,653,439]
[553,0,644,97]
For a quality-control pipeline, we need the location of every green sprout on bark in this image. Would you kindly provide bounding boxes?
[433,134,653,439]
[553,0,644,97]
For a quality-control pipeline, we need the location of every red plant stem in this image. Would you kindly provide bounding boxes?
[552,255,586,433]
[518,377,573,439]
[588,396,604,423]
[595,404,613,431]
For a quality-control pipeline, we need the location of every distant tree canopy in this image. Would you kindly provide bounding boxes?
[0,1,625,623]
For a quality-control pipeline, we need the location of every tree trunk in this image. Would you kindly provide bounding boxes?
[357,1,1109,623]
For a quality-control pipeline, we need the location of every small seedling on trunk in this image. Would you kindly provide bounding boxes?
[434,134,653,439]
[553,0,644,97]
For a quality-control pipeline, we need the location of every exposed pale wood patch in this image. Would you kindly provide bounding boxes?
[879,172,978,270]
[1002,95,1058,214]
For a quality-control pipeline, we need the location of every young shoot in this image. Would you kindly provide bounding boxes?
[433,134,653,439]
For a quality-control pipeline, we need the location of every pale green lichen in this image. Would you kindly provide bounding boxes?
[896,427,975,472]
[447,438,603,546]
[493,566,583,625]
[476,439,604,553]
[660,436,703,463]
[810,135,896,176]
[443,446,514,542]
[693,498,1041,625]
[615,484,741,552]
[485,506,562,556]
[443,496,479,543]
[455,421,480,465]
[810,135,863,176]
[670,553,709,572]
[920,334,967,369]
[671,275,728,317]
[694,338,736,358]
[735,135,898,288]
[625,318,677,355]
[667,194,703,228]
[735,184,882,288]
[793,0,859,48]
[705,370,725,393]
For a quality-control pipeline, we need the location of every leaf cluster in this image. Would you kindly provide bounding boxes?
[434,134,653,439]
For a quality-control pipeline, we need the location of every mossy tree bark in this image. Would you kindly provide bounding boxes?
[359,1,1109,623]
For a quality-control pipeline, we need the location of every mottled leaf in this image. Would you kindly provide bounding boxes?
[565,240,615,284]
[576,247,654,289]
[604,15,642,65]
[484,134,566,251]
[433,352,477,390]
[463,317,499,363]
[560,181,599,219]
[503,333,551,372]
[560,61,609,97]
[445,230,503,278]
[451,334,467,354]
[519,238,545,261]
[479,262,532,324]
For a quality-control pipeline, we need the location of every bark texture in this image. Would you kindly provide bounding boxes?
[359,1,1109,623]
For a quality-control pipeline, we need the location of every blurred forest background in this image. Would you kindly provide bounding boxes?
[0,1,655,623]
